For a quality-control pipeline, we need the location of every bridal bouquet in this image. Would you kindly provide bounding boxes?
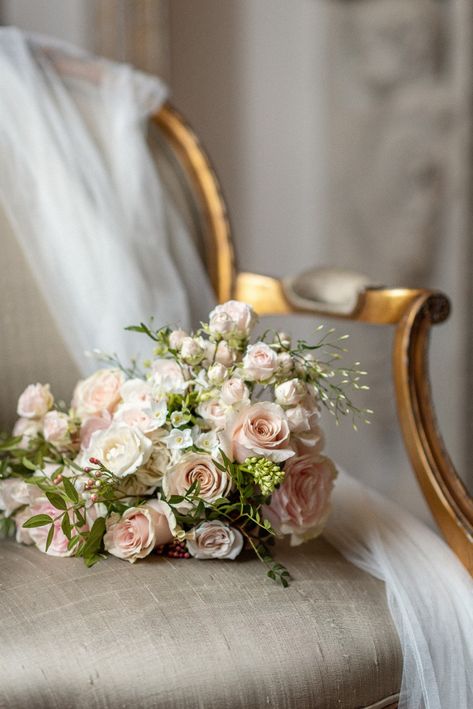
[0,301,369,585]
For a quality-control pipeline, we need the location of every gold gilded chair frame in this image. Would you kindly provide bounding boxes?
[154,104,473,575]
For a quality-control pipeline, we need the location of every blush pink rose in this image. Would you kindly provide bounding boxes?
[43,411,70,447]
[17,383,53,419]
[196,399,228,429]
[215,341,236,367]
[186,521,243,560]
[72,369,124,419]
[209,300,256,339]
[220,378,250,406]
[103,500,176,562]
[26,497,84,557]
[163,453,232,511]
[264,454,337,545]
[242,342,278,381]
[226,402,294,463]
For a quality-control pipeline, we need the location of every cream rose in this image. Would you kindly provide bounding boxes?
[72,369,124,418]
[242,342,278,381]
[226,402,294,463]
[209,300,256,339]
[187,521,243,560]
[103,500,177,563]
[264,454,337,545]
[17,383,53,419]
[43,411,70,447]
[220,378,249,406]
[163,453,231,510]
[86,423,152,477]
[113,403,162,434]
[120,379,152,406]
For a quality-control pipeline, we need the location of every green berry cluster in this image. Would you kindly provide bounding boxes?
[243,456,285,496]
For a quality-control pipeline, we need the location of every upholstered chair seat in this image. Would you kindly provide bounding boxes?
[0,537,401,709]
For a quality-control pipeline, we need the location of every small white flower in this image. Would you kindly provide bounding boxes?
[166,428,193,450]
[170,410,191,427]
[194,430,220,455]
[150,398,168,427]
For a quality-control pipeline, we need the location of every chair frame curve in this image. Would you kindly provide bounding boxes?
[154,104,473,575]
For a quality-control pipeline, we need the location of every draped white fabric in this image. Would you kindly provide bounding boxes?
[0,27,214,374]
[326,471,473,709]
[0,26,471,709]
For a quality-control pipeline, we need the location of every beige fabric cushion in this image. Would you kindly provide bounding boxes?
[0,537,401,709]
[0,206,80,430]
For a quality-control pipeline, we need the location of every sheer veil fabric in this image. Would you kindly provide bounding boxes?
[0,27,214,374]
[0,27,472,709]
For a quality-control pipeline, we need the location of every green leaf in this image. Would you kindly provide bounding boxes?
[45,491,67,511]
[81,517,106,559]
[74,508,86,528]
[62,477,79,503]
[45,524,55,552]
[21,457,38,471]
[167,495,184,505]
[67,534,81,551]
[22,514,54,528]
[61,512,72,540]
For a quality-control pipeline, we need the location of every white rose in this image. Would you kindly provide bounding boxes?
[17,383,53,419]
[113,402,163,434]
[275,379,306,407]
[152,359,188,395]
[242,342,278,381]
[86,423,152,477]
[187,521,243,560]
[120,379,152,406]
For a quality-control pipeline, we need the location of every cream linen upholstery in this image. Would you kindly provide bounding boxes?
[0,205,80,431]
[0,537,401,709]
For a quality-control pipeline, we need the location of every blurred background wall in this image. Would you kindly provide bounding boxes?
[1,0,471,521]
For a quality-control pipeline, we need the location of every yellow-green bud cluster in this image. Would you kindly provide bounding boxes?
[244,456,285,496]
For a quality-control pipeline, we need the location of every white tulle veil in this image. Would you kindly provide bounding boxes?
[0,27,214,374]
[0,27,471,709]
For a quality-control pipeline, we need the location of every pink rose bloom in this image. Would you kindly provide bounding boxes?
[72,369,124,419]
[225,402,294,463]
[17,383,53,419]
[275,379,306,407]
[13,417,42,447]
[163,453,232,511]
[43,411,70,447]
[221,378,249,406]
[80,411,112,449]
[26,497,83,557]
[242,342,278,381]
[209,300,256,339]
[103,500,176,563]
[187,521,243,560]
[196,399,228,430]
[264,454,337,545]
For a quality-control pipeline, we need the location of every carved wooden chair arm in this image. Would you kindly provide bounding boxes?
[235,268,473,574]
